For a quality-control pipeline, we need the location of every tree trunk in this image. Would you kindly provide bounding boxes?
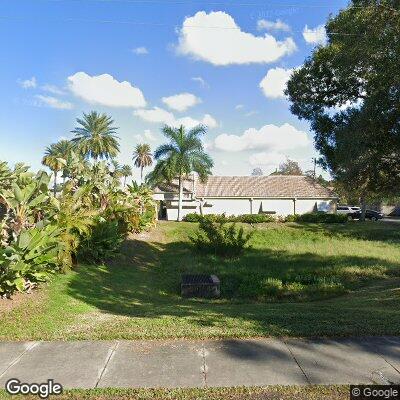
[178,175,183,222]
[360,196,367,221]
[123,176,127,188]
[53,171,57,197]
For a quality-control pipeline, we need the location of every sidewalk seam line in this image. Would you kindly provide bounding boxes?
[0,342,39,379]
[365,338,400,377]
[95,341,119,388]
[283,340,311,385]
[201,342,207,387]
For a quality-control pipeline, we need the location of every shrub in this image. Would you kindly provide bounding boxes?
[190,218,253,258]
[183,213,202,222]
[284,214,298,222]
[236,214,275,223]
[78,219,124,263]
[0,225,62,296]
[290,212,347,223]
[261,277,284,297]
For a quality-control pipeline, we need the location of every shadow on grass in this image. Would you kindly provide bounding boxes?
[288,221,400,244]
[66,235,400,337]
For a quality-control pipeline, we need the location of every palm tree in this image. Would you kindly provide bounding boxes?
[42,143,66,195]
[132,143,153,183]
[53,140,73,183]
[120,164,133,187]
[151,125,213,221]
[71,111,120,161]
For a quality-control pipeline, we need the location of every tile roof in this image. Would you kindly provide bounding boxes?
[155,175,336,198]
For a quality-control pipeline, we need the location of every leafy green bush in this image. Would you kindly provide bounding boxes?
[78,219,124,263]
[236,214,275,223]
[190,219,253,258]
[0,225,62,296]
[183,213,202,222]
[284,214,298,222]
[290,212,347,223]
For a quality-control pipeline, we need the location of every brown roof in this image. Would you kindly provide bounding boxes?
[155,175,336,199]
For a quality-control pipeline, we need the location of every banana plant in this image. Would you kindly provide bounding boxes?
[3,172,52,238]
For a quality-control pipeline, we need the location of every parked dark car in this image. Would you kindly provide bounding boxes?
[351,209,384,221]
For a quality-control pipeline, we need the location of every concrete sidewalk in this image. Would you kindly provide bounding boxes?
[0,337,400,389]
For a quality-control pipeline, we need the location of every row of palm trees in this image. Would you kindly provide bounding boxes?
[43,110,213,221]
[42,111,154,194]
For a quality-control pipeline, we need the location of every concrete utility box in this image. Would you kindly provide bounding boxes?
[181,274,220,298]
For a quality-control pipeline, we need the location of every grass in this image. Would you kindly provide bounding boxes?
[0,386,350,400]
[1,221,400,340]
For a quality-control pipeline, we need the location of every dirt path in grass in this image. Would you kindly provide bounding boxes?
[0,287,47,316]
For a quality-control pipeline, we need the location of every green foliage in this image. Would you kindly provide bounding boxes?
[284,214,297,222]
[270,159,303,176]
[132,143,153,182]
[1,116,159,296]
[0,225,62,296]
[123,182,157,233]
[286,0,400,197]
[71,111,120,161]
[182,213,202,222]
[190,218,253,258]
[292,212,348,223]
[236,214,275,223]
[149,125,213,221]
[183,212,346,224]
[78,219,124,263]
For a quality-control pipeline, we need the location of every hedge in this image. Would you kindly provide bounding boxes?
[183,212,347,224]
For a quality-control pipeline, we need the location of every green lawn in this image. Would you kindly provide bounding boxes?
[0,386,349,400]
[1,221,400,340]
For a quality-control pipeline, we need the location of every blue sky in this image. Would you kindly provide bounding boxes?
[0,0,348,181]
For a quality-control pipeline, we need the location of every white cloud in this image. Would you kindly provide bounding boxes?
[214,123,310,152]
[200,114,218,128]
[68,72,146,108]
[303,24,328,46]
[134,107,218,129]
[192,76,208,88]
[235,104,244,110]
[162,92,201,112]
[18,77,37,89]
[248,151,286,167]
[257,19,291,32]
[41,84,66,95]
[259,67,293,99]
[132,46,149,55]
[144,129,156,141]
[134,107,175,125]
[35,95,73,110]
[135,129,157,143]
[176,11,296,66]
[245,110,258,117]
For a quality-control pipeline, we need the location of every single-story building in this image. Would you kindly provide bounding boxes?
[154,175,337,221]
